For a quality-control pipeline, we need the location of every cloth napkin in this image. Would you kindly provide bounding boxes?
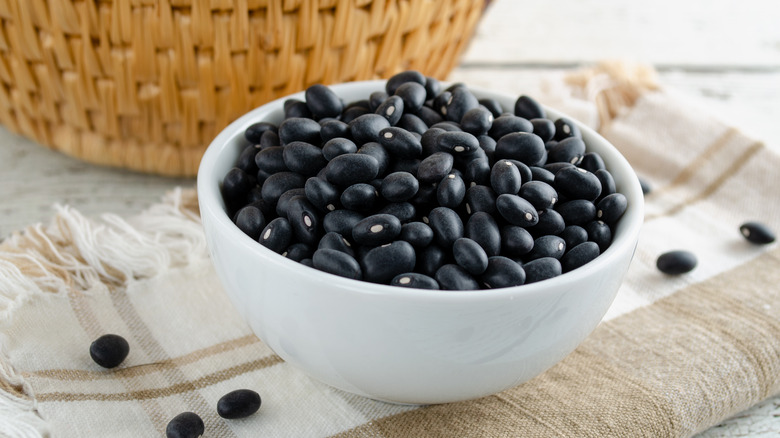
[1,64,779,438]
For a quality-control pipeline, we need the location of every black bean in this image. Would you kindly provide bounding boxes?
[431,122,464,133]
[739,221,776,244]
[379,127,422,158]
[444,87,479,123]
[222,167,255,212]
[554,166,602,201]
[304,177,340,212]
[527,235,566,261]
[399,221,434,247]
[349,114,391,145]
[320,119,350,143]
[386,70,426,95]
[261,171,306,205]
[369,91,389,112]
[639,176,652,195]
[553,117,581,141]
[255,145,287,175]
[490,160,523,195]
[352,213,402,246]
[493,132,546,166]
[481,256,526,288]
[234,205,266,240]
[487,114,534,140]
[453,237,489,275]
[417,152,454,184]
[496,194,539,227]
[278,117,321,145]
[435,264,479,290]
[283,141,327,176]
[375,95,404,125]
[323,209,364,236]
[216,389,262,420]
[418,105,444,127]
[518,181,558,210]
[500,225,534,257]
[509,159,533,185]
[464,185,496,216]
[381,171,419,202]
[561,241,600,273]
[340,183,378,212]
[398,113,428,135]
[340,106,368,124]
[529,166,555,185]
[437,173,466,208]
[460,106,494,136]
[596,193,628,224]
[357,142,390,176]
[464,157,491,188]
[594,169,617,200]
[300,258,313,267]
[555,199,597,226]
[391,273,440,289]
[478,98,503,118]
[259,129,281,148]
[548,137,586,165]
[424,76,441,100]
[237,145,260,174]
[418,244,448,277]
[436,131,480,156]
[362,241,416,284]
[313,248,362,280]
[390,157,421,175]
[318,231,355,256]
[324,153,379,187]
[529,208,566,236]
[305,84,343,119]
[514,94,546,120]
[411,183,438,208]
[277,188,305,220]
[322,137,357,161]
[427,206,464,248]
[259,217,293,253]
[421,127,445,156]
[284,242,314,261]
[544,161,575,174]
[530,118,555,143]
[395,82,427,113]
[245,121,277,144]
[89,334,129,368]
[561,225,588,249]
[523,257,562,284]
[166,412,204,438]
[377,202,416,223]
[579,152,606,173]
[465,211,501,257]
[286,196,321,246]
[656,250,697,275]
[585,220,612,252]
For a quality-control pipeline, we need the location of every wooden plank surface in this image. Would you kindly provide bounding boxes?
[1,0,779,435]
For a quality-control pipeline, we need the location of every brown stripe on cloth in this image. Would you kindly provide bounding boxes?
[34,355,284,402]
[333,247,780,438]
[25,334,262,381]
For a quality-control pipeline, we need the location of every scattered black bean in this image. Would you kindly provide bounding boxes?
[518,181,558,210]
[418,244,448,277]
[444,87,479,123]
[261,171,306,206]
[398,113,428,135]
[386,70,426,95]
[320,119,350,143]
[217,389,262,419]
[529,208,566,236]
[460,106,493,136]
[417,152,454,183]
[529,166,555,185]
[340,183,378,212]
[278,117,321,145]
[259,129,280,148]
[255,146,287,175]
[436,130,480,155]
[594,169,616,200]
[89,334,129,368]
[166,412,204,438]
[656,250,697,275]
[739,221,776,244]
[369,91,389,112]
[639,176,652,195]
[478,98,503,118]
[579,152,606,173]
[464,157,491,187]
[555,199,597,226]
[286,196,321,246]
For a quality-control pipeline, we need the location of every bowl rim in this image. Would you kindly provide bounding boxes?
[197,80,644,302]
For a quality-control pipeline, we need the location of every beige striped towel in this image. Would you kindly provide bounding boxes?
[1,65,779,437]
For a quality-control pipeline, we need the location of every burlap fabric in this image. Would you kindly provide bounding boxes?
[1,67,778,437]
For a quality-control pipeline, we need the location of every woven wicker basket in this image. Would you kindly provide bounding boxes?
[0,0,484,176]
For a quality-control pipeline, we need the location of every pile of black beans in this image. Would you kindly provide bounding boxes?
[221,71,628,290]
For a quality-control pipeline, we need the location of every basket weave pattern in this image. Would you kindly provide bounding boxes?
[0,0,484,176]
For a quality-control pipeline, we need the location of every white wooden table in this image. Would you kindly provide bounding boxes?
[2,0,778,435]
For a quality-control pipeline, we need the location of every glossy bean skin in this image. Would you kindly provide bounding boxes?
[523,257,562,284]
[349,114,391,145]
[594,169,617,200]
[222,167,255,213]
[418,244,448,277]
[435,264,480,290]
[284,242,314,261]
[323,210,364,236]
[377,202,417,223]
[561,241,600,273]
[305,84,343,119]
[465,211,501,257]
[496,194,539,227]
[322,137,357,161]
[465,184,497,217]
[217,389,262,419]
[255,146,288,175]
[320,119,350,143]
[286,196,321,246]
[394,82,427,113]
[357,142,390,176]
[340,183,378,212]
[530,166,556,185]
[561,225,589,249]
[386,70,426,95]
[391,273,440,289]
[481,256,526,288]
[465,157,491,187]
[500,225,534,257]
[318,232,355,256]
[324,154,380,187]
[283,141,327,176]
[166,412,205,438]
[740,221,776,244]
[529,208,566,236]
[460,107,494,136]
[244,121,277,144]
[261,172,306,206]
[530,118,555,143]
[399,221,434,247]
[436,131,480,156]
[278,117,321,145]
[313,248,363,279]
[580,152,606,173]
[452,237,489,275]
[656,250,697,275]
[514,95,546,120]
[553,117,581,141]
[361,241,416,284]
[490,160,523,195]
[380,171,419,202]
[555,199,597,226]
[494,132,546,166]
[89,334,129,368]
[478,98,503,118]
[519,181,558,210]
[548,137,586,165]
[376,95,404,125]
[488,114,533,139]
[585,220,613,252]
[596,193,628,224]
[304,177,340,213]
[527,235,566,261]
[554,166,602,201]
[352,214,402,246]
[444,87,479,123]
[275,188,307,218]
[259,217,293,253]
[398,113,428,135]
[234,205,266,240]
[417,152,454,184]
[437,173,466,208]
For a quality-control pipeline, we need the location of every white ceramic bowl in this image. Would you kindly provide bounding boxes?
[197,81,644,404]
